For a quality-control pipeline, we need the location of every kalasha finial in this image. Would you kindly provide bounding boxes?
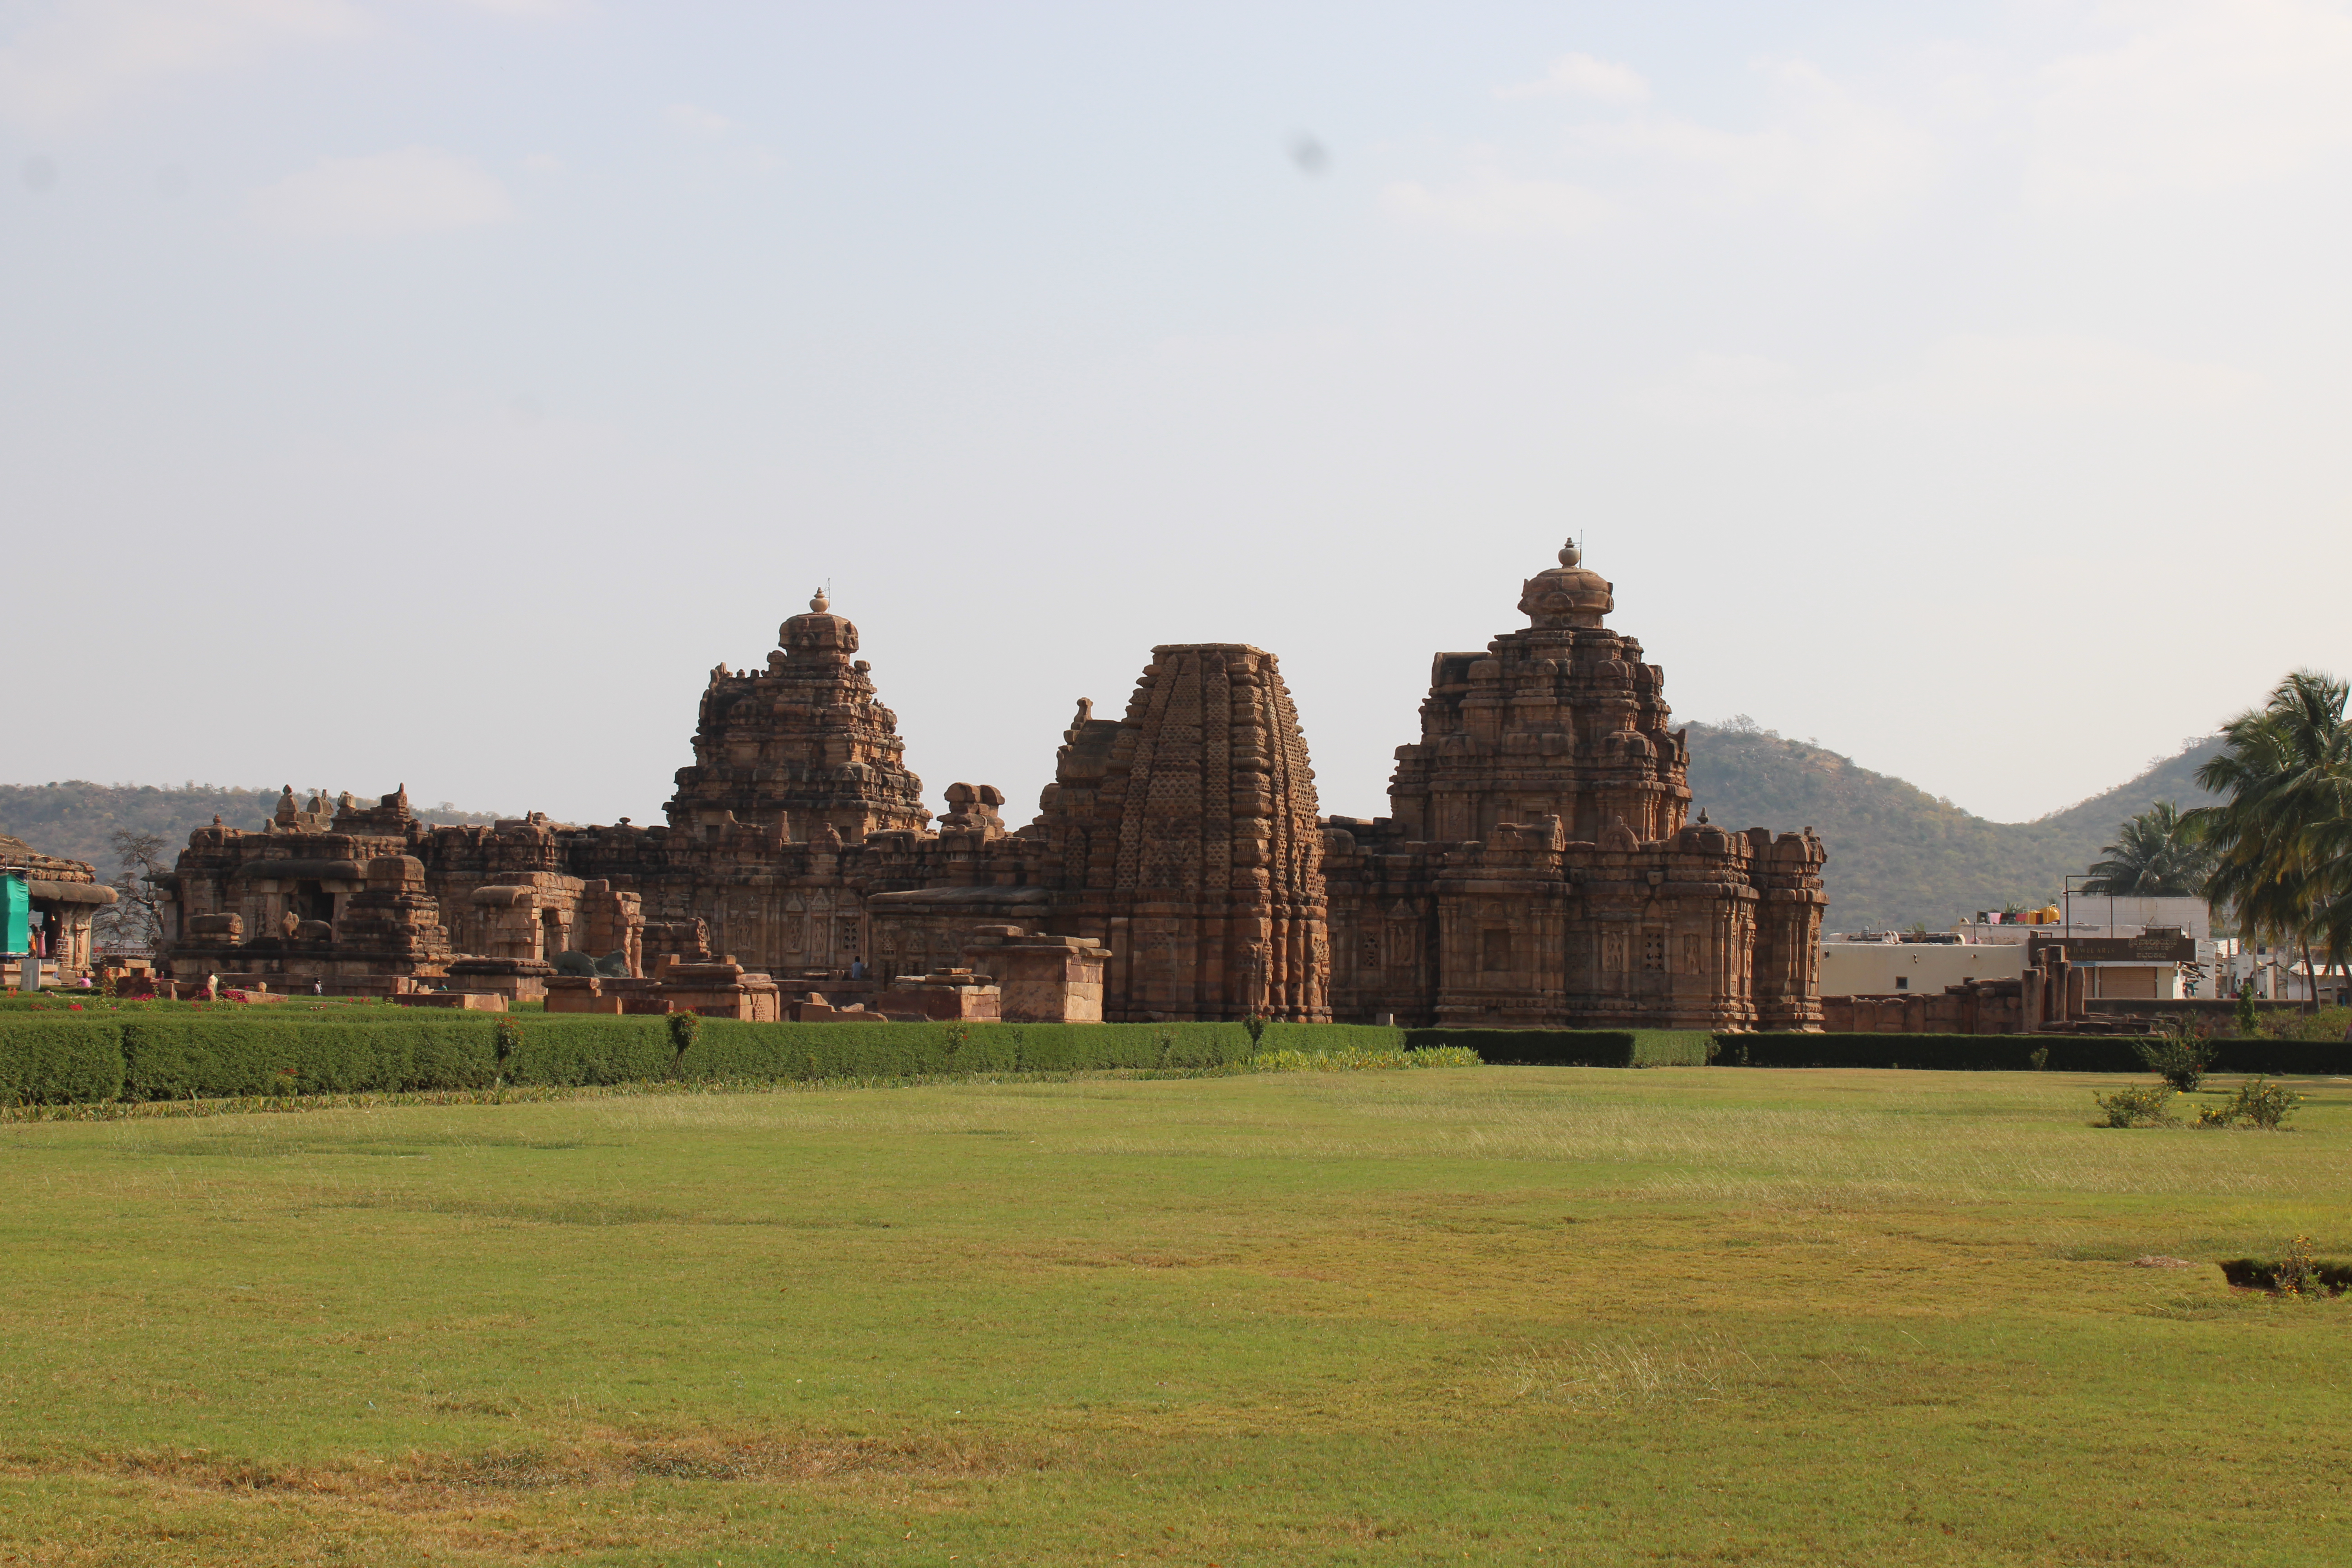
[1558,536,1582,569]
[810,587,830,613]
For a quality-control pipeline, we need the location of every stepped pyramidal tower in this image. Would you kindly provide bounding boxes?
[1321,538,1827,1030]
[664,589,931,845]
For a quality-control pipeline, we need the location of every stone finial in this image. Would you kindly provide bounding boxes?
[1559,536,1581,568]
[810,587,829,613]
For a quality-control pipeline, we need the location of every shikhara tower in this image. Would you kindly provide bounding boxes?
[1321,539,1827,1030]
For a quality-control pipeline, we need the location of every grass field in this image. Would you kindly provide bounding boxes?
[0,1066,2345,1566]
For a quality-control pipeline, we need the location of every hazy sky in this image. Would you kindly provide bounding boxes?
[8,1,2348,830]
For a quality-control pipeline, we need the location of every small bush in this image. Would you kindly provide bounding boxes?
[2276,1234,2323,1297]
[2093,1083,2179,1127]
[2135,1031,2212,1092]
[2235,982,2260,1038]
[2195,1076,2302,1130]
[667,1011,702,1061]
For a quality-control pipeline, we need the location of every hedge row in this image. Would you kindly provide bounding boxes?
[1715,1033,2352,1076]
[523,1016,1285,1086]
[0,1014,1405,1104]
[123,1014,503,1099]
[7,1012,2343,1106]
[1404,1028,1713,1067]
[0,1016,128,1104]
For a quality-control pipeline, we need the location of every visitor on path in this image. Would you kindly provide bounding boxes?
[849,955,868,980]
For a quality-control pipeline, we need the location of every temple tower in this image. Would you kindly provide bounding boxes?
[1037,643,1330,1021]
[1386,537,1689,844]
[663,591,932,845]
[1322,538,1827,1030]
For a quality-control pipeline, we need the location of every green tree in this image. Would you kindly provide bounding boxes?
[2190,670,2352,1011]
[2082,800,2212,897]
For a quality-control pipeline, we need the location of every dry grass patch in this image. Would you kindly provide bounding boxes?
[1507,1331,1755,1412]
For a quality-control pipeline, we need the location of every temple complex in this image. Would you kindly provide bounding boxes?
[157,545,1822,1028]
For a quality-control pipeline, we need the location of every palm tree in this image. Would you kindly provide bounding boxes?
[2082,800,2212,897]
[2189,670,2352,1009]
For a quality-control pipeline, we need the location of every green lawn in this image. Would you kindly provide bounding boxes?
[0,1067,2344,1566]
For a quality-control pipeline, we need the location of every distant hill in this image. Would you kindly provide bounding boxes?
[1684,722,2225,931]
[0,782,504,873]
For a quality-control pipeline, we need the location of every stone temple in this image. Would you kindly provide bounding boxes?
[158,544,1824,1028]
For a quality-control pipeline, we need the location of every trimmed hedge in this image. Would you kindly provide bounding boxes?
[1256,1022,1406,1054]
[0,1014,1424,1103]
[2210,1041,2352,1076]
[1712,1033,2352,1075]
[1404,1028,1714,1067]
[673,1018,1264,1082]
[120,1015,500,1100]
[1715,1033,2046,1071]
[14,1009,2333,1104]
[0,1015,127,1104]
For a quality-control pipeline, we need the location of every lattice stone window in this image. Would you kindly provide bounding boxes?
[1642,929,1666,971]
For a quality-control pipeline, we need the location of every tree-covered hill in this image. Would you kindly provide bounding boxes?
[0,782,503,873]
[1684,723,2224,931]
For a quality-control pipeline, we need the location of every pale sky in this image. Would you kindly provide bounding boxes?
[7,1,2348,829]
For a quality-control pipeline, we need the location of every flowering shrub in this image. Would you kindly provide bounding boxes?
[2093,1084,2179,1127]
[2196,1078,2302,1130]
[2276,1234,2323,1296]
